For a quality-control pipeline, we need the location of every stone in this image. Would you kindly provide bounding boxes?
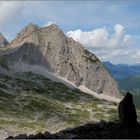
[43,131,51,138]
[6,136,14,139]
[33,132,44,138]
[118,92,137,125]
[28,134,35,138]
[14,134,27,139]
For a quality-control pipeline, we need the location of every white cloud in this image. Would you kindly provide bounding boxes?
[66,24,140,64]
[42,21,57,27]
[0,2,26,28]
[114,24,124,37]
[67,28,108,48]
[132,51,140,59]
[67,24,131,49]
[0,1,139,64]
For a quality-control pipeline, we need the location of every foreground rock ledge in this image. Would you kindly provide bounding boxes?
[6,121,140,139]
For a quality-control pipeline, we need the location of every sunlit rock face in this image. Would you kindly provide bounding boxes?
[0,23,120,98]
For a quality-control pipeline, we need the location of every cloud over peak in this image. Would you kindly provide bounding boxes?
[42,21,57,27]
[67,24,131,49]
[66,24,139,64]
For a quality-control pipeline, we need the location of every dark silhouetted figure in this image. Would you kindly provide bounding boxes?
[118,92,137,125]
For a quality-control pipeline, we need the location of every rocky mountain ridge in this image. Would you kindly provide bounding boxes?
[7,121,140,139]
[0,23,120,98]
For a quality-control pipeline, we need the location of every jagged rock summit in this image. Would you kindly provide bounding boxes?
[0,32,9,47]
[0,23,120,98]
[16,22,39,39]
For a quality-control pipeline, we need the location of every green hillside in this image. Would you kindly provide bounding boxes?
[118,75,140,95]
[118,75,140,109]
[0,72,118,136]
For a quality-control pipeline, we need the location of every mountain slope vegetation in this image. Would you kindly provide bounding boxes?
[103,61,140,79]
[118,75,140,95]
[0,72,118,138]
[103,61,140,107]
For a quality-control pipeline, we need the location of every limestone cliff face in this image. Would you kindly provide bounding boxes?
[0,32,9,47]
[0,23,120,97]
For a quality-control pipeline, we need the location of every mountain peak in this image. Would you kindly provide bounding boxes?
[0,32,9,47]
[42,22,58,28]
[42,23,62,32]
[27,22,37,27]
[1,23,120,99]
[46,23,58,28]
[16,22,39,39]
[7,23,63,49]
[25,22,38,30]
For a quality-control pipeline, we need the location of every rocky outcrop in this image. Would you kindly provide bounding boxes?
[0,23,120,98]
[118,92,137,125]
[7,121,140,139]
[0,32,9,47]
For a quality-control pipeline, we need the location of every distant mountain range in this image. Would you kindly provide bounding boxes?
[103,61,140,96]
[103,61,140,79]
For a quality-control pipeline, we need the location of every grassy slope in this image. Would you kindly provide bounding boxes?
[0,72,118,135]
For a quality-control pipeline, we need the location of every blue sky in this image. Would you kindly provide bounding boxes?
[0,1,140,64]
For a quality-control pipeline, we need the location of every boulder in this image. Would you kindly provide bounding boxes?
[14,134,27,139]
[118,92,137,125]
[43,131,52,138]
